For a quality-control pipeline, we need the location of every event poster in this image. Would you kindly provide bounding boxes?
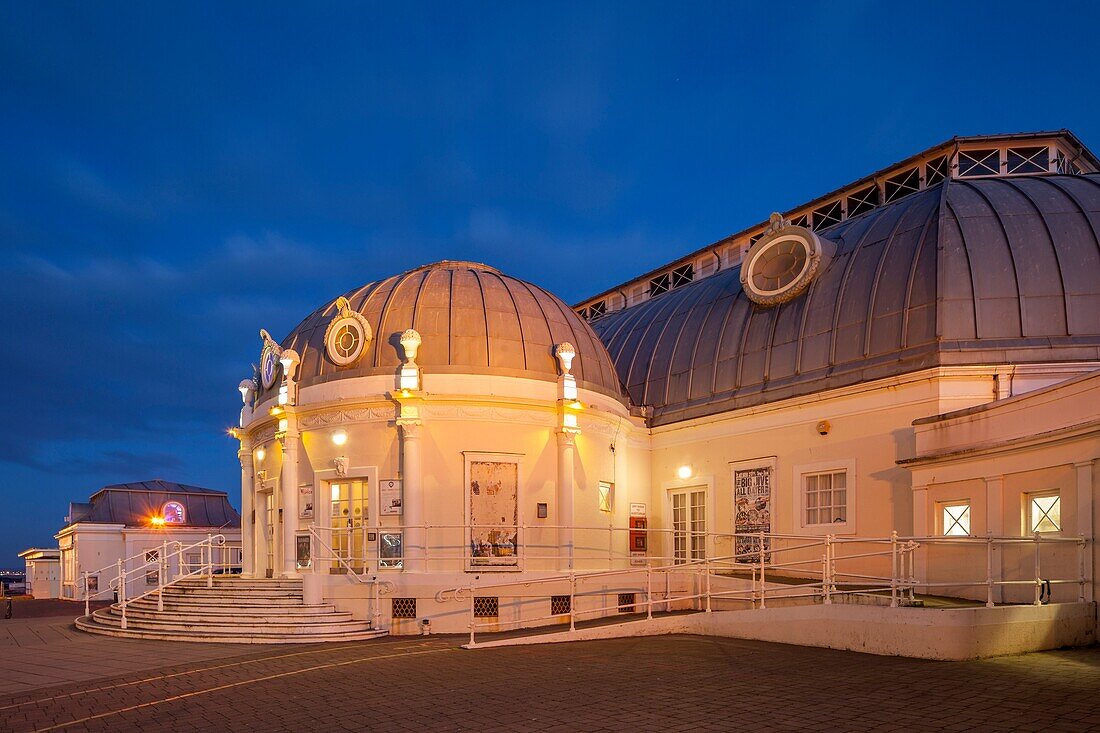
[380,479,403,516]
[734,467,771,562]
[469,460,519,567]
[299,483,314,519]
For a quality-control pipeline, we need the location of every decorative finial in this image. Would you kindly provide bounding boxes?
[400,329,422,365]
[765,212,788,235]
[554,342,577,375]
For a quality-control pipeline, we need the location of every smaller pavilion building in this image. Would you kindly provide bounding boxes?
[57,479,241,601]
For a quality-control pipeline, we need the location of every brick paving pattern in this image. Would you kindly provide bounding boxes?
[1,634,1098,732]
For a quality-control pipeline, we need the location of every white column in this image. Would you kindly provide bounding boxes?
[280,418,300,578]
[238,439,255,578]
[557,430,576,571]
[399,420,424,573]
[1075,461,1095,602]
[984,475,1005,604]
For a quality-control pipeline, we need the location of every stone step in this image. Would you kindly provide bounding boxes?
[91,609,372,635]
[76,615,387,644]
[127,598,310,607]
[159,588,304,600]
[173,579,303,589]
[124,597,339,614]
[116,607,355,624]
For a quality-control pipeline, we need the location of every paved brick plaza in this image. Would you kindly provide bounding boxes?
[2,628,1099,732]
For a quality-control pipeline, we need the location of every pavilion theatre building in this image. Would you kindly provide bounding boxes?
[211,130,1100,647]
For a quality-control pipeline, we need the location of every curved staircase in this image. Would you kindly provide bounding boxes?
[76,577,386,643]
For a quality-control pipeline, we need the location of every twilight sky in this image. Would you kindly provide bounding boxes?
[2,1,1099,564]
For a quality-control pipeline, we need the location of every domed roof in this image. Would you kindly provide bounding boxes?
[593,174,1100,426]
[276,261,625,400]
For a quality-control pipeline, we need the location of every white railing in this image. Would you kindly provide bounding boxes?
[308,526,395,629]
[420,529,1086,647]
[78,534,241,628]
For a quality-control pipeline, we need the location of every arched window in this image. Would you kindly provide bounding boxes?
[163,501,186,524]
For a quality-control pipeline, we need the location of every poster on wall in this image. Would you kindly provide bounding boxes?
[295,532,311,569]
[299,484,314,519]
[734,466,772,562]
[380,479,403,516]
[469,460,519,567]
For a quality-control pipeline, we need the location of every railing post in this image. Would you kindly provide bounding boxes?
[985,535,995,608]
[646,564,653,620]
[758,532,766,609]
[158,540,166,612]
[908,542,916,602]
[569,571,576,632]
[1033,532,1042,606]
[207,533,214,588]
[83,571,90,617]
[1079,536,1087,603]
[705,553,712,613]
[117,558,127,630]
[608,525,613,570]
[822,535,831,605]
[890,531,898,608]
[468,586,476,647]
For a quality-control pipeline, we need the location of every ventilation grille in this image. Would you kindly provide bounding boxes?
[473,596,499,618]
[550,595,571,615]
[618,593,637,613]
[392,597,417,619]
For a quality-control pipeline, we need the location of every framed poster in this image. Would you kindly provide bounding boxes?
[379,532,403,569]
[299,483,314,519]
[295,532,312,569]
[380,479,403,516]
[732,458,775,562]
[465,454,521,569]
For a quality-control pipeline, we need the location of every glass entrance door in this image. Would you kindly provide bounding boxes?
[330,479,370,572]
[671,488,706,564]
[263,492,275,578]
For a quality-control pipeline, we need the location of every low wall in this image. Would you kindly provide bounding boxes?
[469,602,1097,660]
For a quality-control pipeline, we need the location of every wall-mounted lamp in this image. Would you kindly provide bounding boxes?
[677,465,693,480]
[332,429,348,446]
[816,420,831,436]
[256,447,266,462]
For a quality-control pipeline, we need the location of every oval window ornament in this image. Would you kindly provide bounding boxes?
[324,296,373,366]
[741,213,835,307]
[259,328,283,390]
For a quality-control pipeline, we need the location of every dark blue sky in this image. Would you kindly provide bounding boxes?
[3,2,1099,564]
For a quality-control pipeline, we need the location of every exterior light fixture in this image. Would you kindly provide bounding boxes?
[677,465,693,480]
[563,374,578,401]
[256,447,266,462]
[332,430,348,446]
[399,366,420,391]
[150,516,166,527]
[269,405,284,417]
[278,418,288,433]
[563,413,579,430]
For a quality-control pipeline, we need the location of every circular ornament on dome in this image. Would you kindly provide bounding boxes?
[740,214,834,307]
[324,296,373,366]
[259,328,282,389]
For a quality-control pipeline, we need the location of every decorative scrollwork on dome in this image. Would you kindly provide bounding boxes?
[323,296,373,367]
[740,215,835,307]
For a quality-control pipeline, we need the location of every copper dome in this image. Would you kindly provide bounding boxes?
[276,261,626,400]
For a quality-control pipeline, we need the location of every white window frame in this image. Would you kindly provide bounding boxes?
[598,481,614,513]
[938,500,971,537]
[1025,490,1062,535]
[662,475,715,564]
[793,459,856,535]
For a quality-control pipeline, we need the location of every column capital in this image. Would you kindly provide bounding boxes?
[397,419,423,438]
[556,429,578,447]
